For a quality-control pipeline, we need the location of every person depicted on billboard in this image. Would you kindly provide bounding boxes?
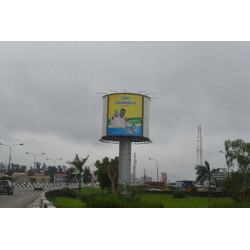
[111,108,129,128]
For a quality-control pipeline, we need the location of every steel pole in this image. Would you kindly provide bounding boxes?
[8,147,11,177]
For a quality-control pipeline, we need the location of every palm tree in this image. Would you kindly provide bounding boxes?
[65,167,75,185]
[68,154,89,198]
[195,161,220,201]
[107,157,118,193]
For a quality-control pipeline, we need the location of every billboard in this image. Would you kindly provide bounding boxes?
[108,94,142,136]
[162,173,167,183]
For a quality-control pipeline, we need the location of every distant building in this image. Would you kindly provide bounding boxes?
[34,173,50,184]
[176,180,196,191]
[140,176,152,183]
[202,168,230,188]
[12,172,30,183]
[54,174,67,183]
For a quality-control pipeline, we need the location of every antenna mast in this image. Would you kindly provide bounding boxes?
[196,124,203,166]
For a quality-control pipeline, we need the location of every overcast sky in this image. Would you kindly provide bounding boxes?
[0,42,250,181]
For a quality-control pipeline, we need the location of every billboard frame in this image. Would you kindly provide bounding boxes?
[101,93,150,143]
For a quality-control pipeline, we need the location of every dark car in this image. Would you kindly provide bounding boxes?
[34,184,43,191]
[0,180,14,195]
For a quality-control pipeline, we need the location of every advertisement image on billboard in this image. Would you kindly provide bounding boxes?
[108,94,143,136]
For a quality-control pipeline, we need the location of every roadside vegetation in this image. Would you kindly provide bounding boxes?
[51,188,238,208]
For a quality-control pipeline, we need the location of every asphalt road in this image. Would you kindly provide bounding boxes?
[0,188,48,208]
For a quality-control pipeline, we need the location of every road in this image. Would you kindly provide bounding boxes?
[0,188,50,208]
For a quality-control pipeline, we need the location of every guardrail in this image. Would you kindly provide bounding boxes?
[14,183,79,190]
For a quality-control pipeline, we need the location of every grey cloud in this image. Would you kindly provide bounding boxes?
[1,42,250,179]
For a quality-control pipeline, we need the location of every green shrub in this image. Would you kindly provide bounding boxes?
[58,187,77,198]
[209,200,250,208]
[173,191,186,199]
[81,193,163,208]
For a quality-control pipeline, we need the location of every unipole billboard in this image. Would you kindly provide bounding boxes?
[100,92,150,185]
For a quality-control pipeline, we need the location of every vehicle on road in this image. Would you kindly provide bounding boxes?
[34,184,44,191]
[149,188,161,191]
[0,180,14,195]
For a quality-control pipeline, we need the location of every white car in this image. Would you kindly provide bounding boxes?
[34,184,44,191]
[149,188,161,191]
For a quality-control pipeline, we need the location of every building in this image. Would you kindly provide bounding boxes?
[176,180,196,191]
[12,172,30,183]
[140,175,152,183]
[54,174,67,183]
[202,168,230,188]
[34,173,50,184]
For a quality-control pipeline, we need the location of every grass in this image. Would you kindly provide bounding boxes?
[139,193,231,208]
[52,188,234,208]
[52,196,87,208]
[51,188,106,208]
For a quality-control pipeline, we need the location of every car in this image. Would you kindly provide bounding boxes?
[0,180,14,195]
[34,184,44,191]
[149,188,161,192]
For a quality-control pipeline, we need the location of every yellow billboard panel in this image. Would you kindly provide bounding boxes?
[108,94,142,136]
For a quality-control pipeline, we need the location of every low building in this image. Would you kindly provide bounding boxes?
[176,180,196,191]
[54,174,67,183]
[140,176,152,183]
[34,173,50,184]
[12,172,30,183]
[146,181,165,188]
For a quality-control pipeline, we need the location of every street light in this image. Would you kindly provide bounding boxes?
[26,152,45,183]
[46,158,62,184]
[220,150,229,178]
[149,158,159,184]
[46,158,62,166]
[0,142,23,177]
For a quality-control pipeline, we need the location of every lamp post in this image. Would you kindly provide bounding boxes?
[46,158,62,184]
[46,158,62,167]
[26,152,45,183]
[220,150,229,178]
[0,142,23,177]
[149,158,159,184]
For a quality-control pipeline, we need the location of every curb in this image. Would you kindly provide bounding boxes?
[27,191,56,208]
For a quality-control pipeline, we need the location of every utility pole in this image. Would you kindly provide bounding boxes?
[133,153,137,184]
[143,169,146,186]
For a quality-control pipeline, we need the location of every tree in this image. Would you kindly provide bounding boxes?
[0,162,7,173]
[223,172,244,203]
[35,162,41,173]
[47,166,58,183]
[107,157,118,193]
[68,154,89,198]
[94,158,112,193]
[58,165,64,174]
[41,163,48,175]
[224,139,250,202]
[94,157,118,193]
[65,167,76,184]
[83,167,93,185]
[195,161,220,201]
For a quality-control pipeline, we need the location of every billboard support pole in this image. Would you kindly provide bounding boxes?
[118,137,131,186]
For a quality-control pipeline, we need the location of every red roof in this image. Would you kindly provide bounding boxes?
[54,174,67,176]
[12,172,27,176]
